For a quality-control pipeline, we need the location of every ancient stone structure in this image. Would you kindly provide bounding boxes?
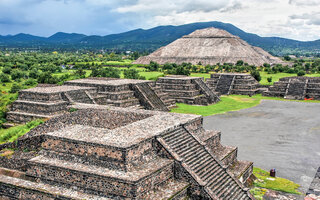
[134,27,285,66]
[156,76,220,105]
[6,85,96,123]
[206,73,260,96]
[7,78,176,123]
[263,76,320,100]
[307,167,320,197]
[0,104,254,199]
[65,78,175,111]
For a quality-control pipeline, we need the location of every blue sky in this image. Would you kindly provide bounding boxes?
[0,0,320,41]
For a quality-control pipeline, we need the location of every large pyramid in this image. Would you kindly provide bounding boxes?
[134,28,284,66]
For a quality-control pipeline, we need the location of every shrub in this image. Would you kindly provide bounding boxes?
[37,72,59,84]
[0,73,10,83]
[297,70,305,76]
[9,83,22,93]
[24,79,38,86]
[267,77,272,83]
[250,70,261,82]
[123,68,141,79]
[146,61,160,71]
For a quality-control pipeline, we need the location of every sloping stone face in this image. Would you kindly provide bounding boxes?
[156,76,220,105]
[6,85,96,123]
[0,105,253,199]
[134,27,285,66]
[263,76,320,100]
[7,78,176,123]
[206,73,260,96]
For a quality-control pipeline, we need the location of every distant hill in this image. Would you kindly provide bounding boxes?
[0,21,319,56]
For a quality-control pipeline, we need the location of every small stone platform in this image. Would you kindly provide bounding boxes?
[6,85,96,123]
[263,76,320,100]
[7,78,176,123]
[206,73,260,96]
[156,76,220,105]
[0,104,253,199]
[65,78,175,111]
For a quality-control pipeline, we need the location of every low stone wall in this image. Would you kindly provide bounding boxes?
[18,91,61,102]
[11,101,69,115]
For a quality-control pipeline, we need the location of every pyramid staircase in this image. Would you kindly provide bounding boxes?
[157,126,253,199]
[156,76,220,105]
[263,77,320,100]
[132,83,170,111]
[207,73,259,96]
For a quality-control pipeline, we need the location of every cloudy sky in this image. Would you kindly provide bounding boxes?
[0,0,320,41]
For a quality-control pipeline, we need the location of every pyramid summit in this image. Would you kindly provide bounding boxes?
[134,27,285,66]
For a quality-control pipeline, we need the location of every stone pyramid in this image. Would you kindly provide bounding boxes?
[134,27,284,66]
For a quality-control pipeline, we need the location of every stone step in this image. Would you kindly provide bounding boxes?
[27,155,174,198]
[11,100,69,115]
[159,127,251,199]
[6,111,61,123]
[228,160,253,184]
[163,89,201,97]
[98,90,135,100]
[157,83,197,90]
[143,179,189,200]
[211,145,238,167]
[0,174,109,200]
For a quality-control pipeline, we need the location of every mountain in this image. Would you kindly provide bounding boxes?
[47,32,86,43]
[0,21,319,55]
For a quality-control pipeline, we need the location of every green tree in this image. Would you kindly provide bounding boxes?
[124,69,141,79]
[250,70,261,82]
[297,70,305,76]
[9,83,22,93]
[0,73,10,83]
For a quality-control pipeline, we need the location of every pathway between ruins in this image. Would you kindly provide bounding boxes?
[203,100,320,192]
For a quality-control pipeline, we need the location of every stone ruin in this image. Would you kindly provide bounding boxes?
[6,77,222,123]
[263,76,320,100]
[156,76,220,105]
[0,104,254,199]
[7,78,176,123]
[206,73,260,96]
[134,27,285,66]
[306,167,320,198]
[6,85,96,123]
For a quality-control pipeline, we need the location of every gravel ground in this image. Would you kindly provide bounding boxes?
[203,100,320,192]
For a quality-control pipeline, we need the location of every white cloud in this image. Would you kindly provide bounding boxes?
[0,0,319,41]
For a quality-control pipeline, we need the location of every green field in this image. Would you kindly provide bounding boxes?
[252,167,301,195]
[0,119,44,144]
[171,94,320,116]
[259,72,320,85]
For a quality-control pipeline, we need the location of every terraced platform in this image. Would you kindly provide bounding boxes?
[1,104,253,199]
[156,76,220,105]
[206,73,260,96]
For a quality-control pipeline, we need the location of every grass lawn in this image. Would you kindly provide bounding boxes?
[252,167,301,195]
[0,119,44,144]
[190,73,212,80]
[171,94,320,116]
[259,72,320,85]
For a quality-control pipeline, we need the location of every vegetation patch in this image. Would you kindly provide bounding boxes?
[0,148,15,158]
[0,119,44,144]
[253,167,301,195]
[171,94,320,116]
[250,187,267,200]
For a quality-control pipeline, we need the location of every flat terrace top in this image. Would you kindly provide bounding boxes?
[66,78,152,86]
[158,76,201,80]
[21,85,94,93]
[46,104,200,148]
[214,73,251,76]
